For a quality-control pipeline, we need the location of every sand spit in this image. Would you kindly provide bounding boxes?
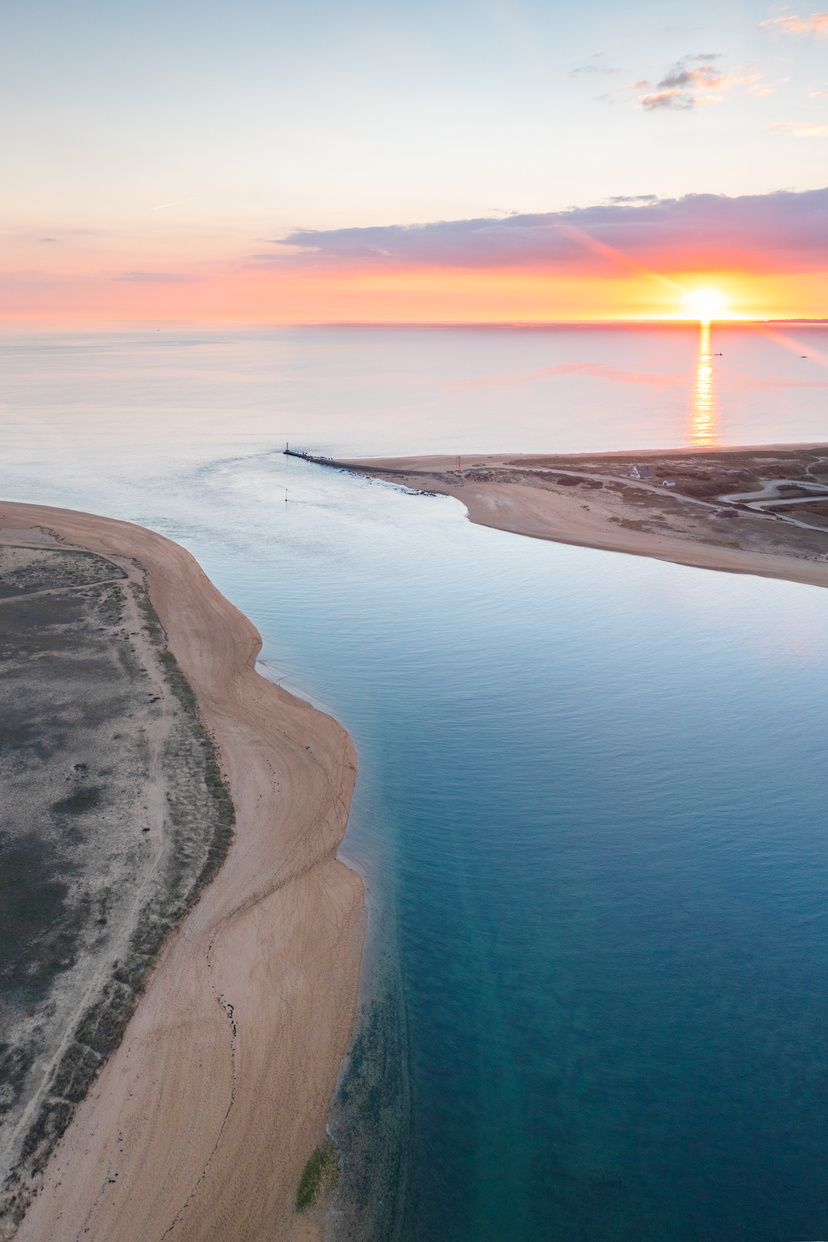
[337,449,828,591]
[1,501,365,1242]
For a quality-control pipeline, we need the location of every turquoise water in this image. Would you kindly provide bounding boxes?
[3,325,828,1239]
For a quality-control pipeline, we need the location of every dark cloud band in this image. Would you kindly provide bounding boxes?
[263,187,828,273]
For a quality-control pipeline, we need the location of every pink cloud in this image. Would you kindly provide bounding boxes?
[640,63,724,109]
[114,271,198,283]
[262,186,828,275]
[639,89,692,111]
[636,56,762,110]
[772,121,828,136]
[760,11,828,34]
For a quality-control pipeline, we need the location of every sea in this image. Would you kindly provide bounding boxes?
[3,322,828,1241]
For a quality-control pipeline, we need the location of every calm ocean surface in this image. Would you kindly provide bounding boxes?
[3,323,828,1240]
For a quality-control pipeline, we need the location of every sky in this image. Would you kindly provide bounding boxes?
[2,0,827,322]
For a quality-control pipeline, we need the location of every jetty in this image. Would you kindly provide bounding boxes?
[283,447,433,478]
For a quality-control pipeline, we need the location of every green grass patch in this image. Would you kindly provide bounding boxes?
[131,582,166,645]
[295,1137,340,1213]
[155,644,235,893]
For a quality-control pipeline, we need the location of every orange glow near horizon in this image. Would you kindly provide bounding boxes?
[1,201,825,324]
[0,253,823,325]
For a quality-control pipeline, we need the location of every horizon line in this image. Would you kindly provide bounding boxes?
[0,317,826,332]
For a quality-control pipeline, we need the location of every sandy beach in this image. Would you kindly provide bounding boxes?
[0,501,365,1242]
[339,450,828,591]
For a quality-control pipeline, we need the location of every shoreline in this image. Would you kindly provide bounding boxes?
[336,449,828,592]
[0,500,365,1242]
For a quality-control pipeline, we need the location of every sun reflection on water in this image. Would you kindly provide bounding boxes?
[690,321,718,445]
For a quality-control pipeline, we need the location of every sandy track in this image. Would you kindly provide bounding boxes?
[1,501,365,1242]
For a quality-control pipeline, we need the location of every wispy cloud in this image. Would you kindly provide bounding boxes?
[570,52,617,77]
[258,186,828,274]
[640,56,725,110]
[759,11,828,34]
[771,119,828,135]
[114,271,198,283]
[747,77,788,96]
[256,241,319,257]
[635,54,762,110]
[149,196,203,212]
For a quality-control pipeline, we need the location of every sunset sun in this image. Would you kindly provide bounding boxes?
[682,286,732,321]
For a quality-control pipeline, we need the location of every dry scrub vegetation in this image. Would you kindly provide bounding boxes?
[0,536,233,1230]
